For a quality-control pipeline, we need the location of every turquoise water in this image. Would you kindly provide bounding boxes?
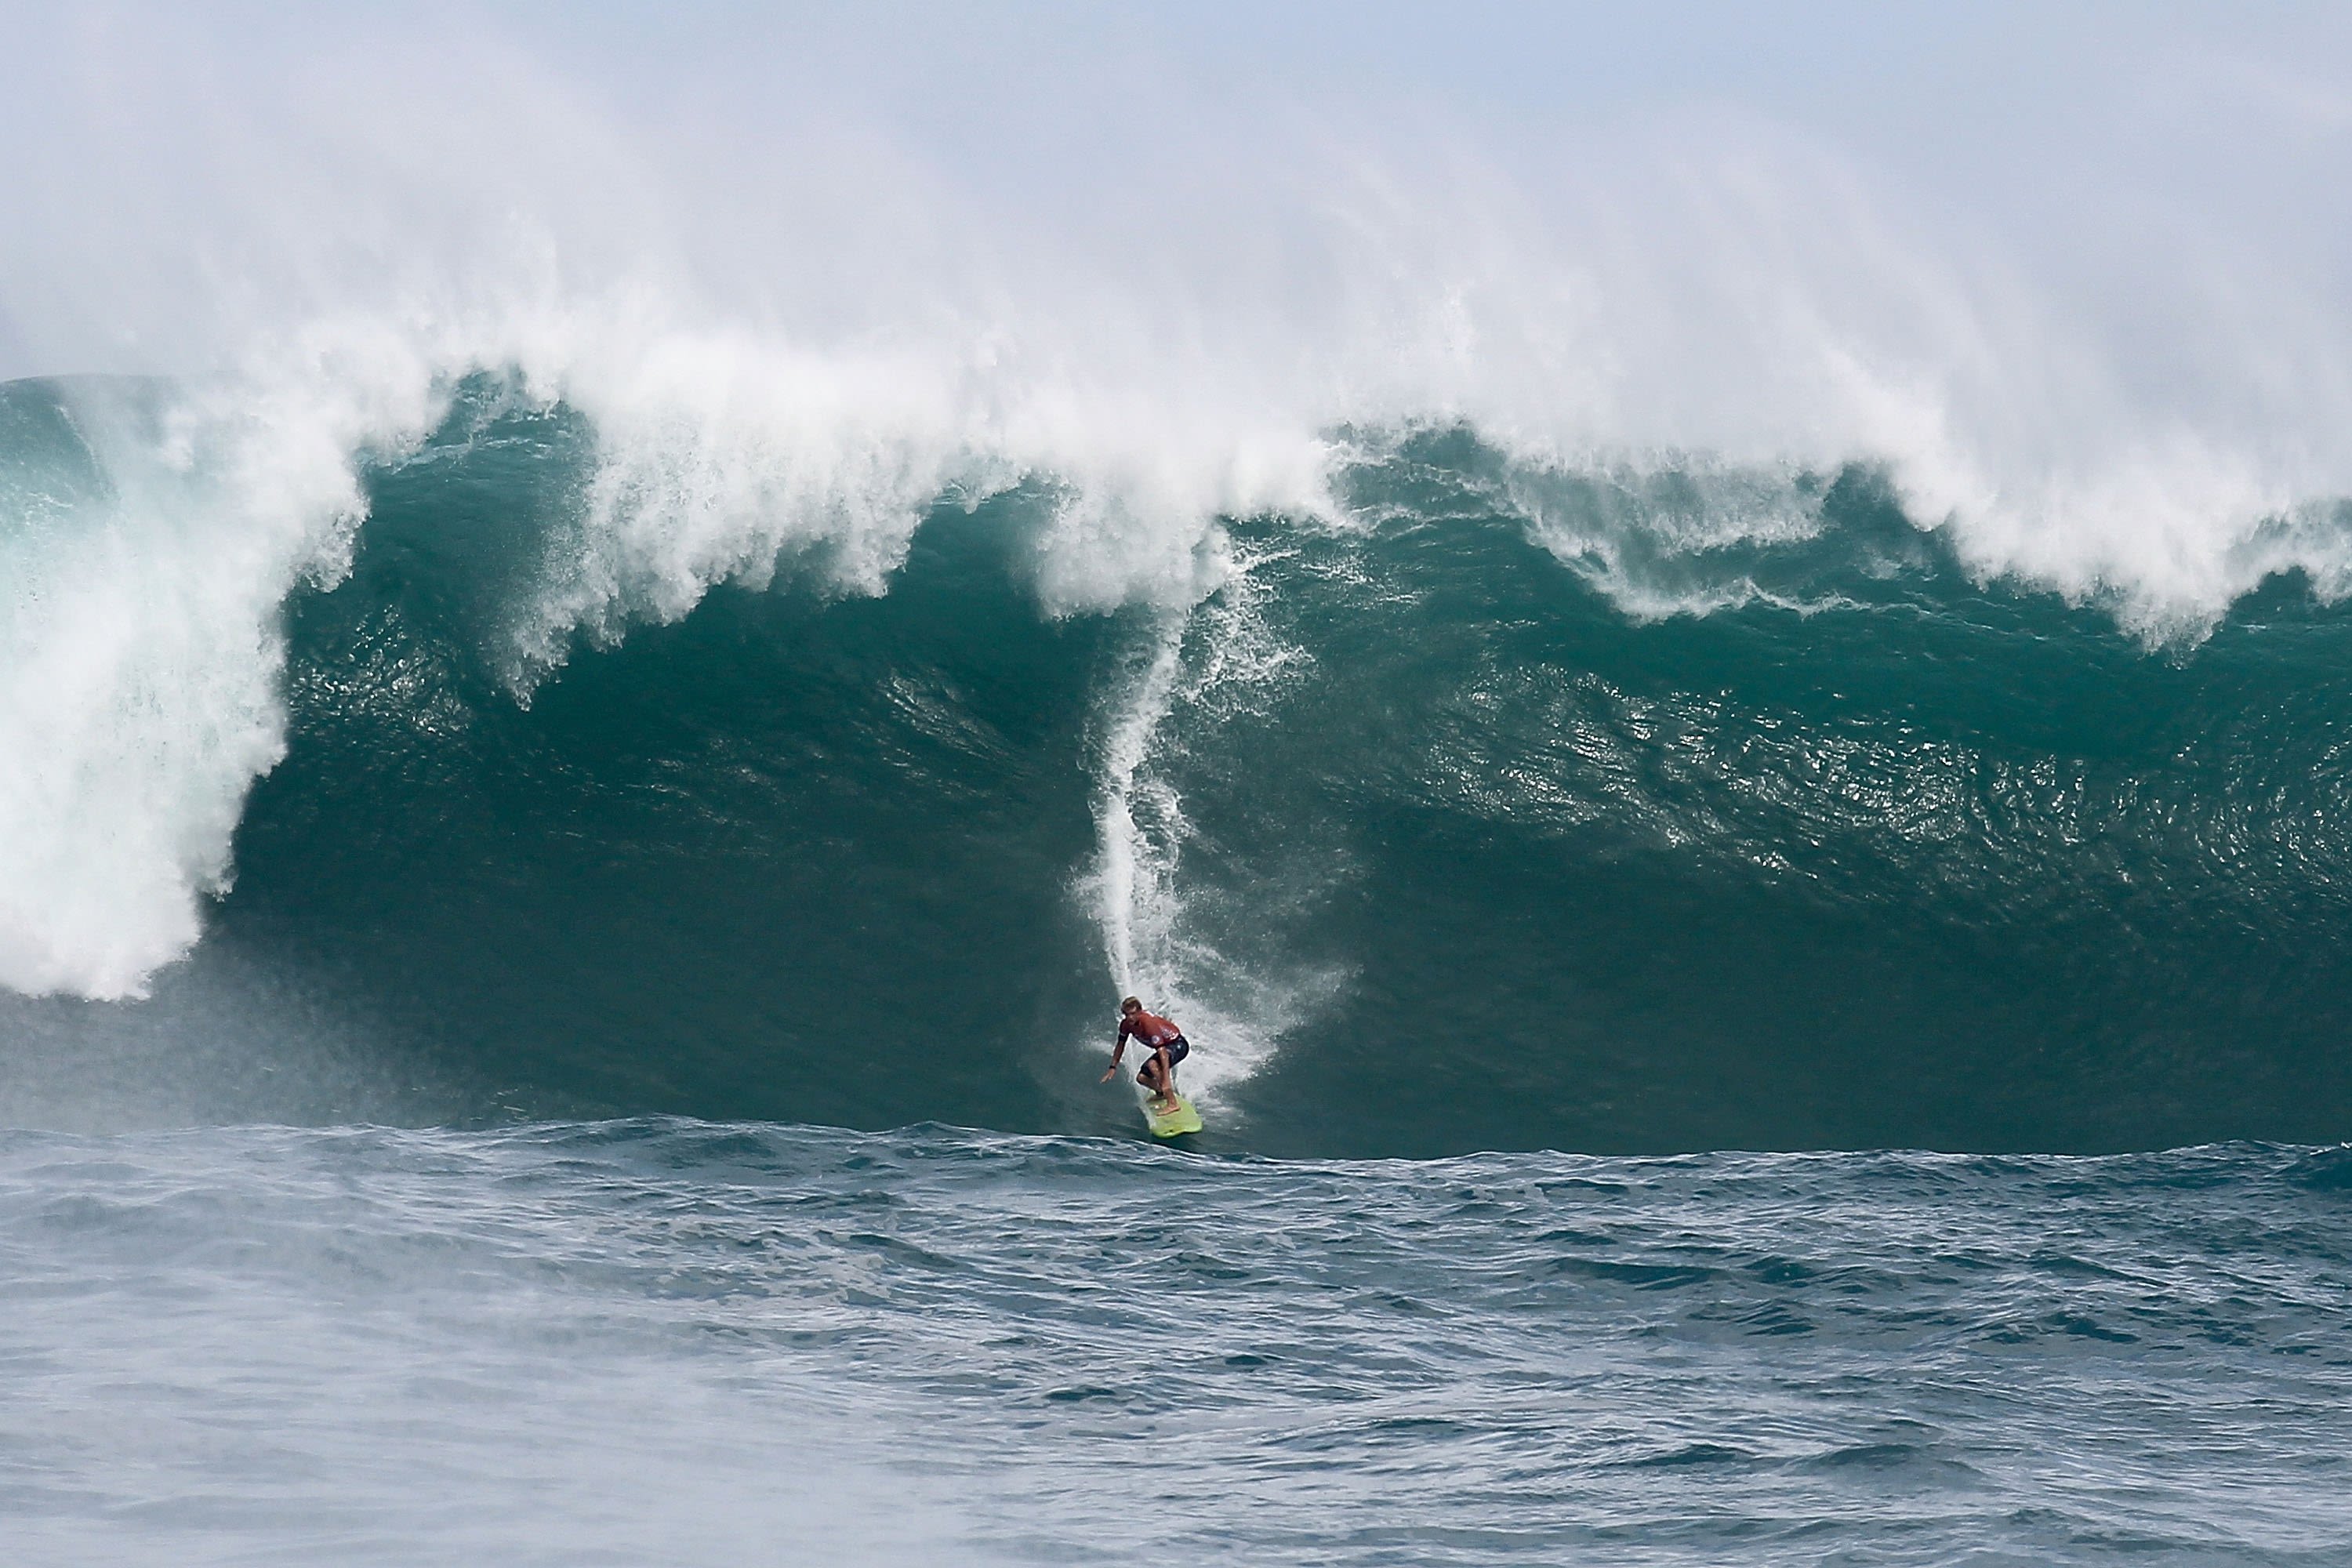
[15,379,2352,1151]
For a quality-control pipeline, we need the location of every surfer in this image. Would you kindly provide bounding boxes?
[1102,997,1189,1111]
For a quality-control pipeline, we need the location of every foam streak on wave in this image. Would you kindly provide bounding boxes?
[1080,539,1338,1109]
[1088,607,1189,1006]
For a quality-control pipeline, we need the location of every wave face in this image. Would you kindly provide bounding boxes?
[11,376,2352,1152]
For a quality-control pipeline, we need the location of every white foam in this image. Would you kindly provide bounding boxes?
[1080,544,1341,1109]
[503,328,1343,684]
[0,368,441,999]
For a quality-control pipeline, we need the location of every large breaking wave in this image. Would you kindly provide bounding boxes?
[10,8,2352,1151]
[9,371,2352,1153]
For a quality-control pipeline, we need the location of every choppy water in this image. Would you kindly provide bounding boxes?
[9,1120,2351,1566]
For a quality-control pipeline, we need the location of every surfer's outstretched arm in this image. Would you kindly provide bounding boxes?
[1099,1038,1126,1083]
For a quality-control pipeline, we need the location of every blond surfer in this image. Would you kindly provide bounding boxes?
[1101,997,1190,1111]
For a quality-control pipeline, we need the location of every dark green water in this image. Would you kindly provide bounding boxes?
[8,385,2326,1153]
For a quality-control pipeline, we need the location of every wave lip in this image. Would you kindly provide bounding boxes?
[0,376,379,998]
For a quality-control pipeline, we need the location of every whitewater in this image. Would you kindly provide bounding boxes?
[8,5,2352,1563]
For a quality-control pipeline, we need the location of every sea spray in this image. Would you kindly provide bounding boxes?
[1080,539,1339,1109]
[0,374,437,997]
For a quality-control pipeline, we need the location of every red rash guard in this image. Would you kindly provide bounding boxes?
[1119,1010,1183,1049]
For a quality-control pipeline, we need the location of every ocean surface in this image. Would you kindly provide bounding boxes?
[11,1123,2352,1566]
[7,365,2352,1563]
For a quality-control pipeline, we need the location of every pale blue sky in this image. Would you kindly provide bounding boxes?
[5,2,2350,408]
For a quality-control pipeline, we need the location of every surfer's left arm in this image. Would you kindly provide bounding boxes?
[1100,1028,1127,1082]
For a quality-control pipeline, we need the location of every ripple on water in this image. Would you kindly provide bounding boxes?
[2,1123,2350,1566]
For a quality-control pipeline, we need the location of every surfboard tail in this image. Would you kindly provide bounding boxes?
[1144,1094,1203,1138]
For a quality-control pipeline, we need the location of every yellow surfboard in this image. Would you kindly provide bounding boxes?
[1143,1094,1203,1138]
